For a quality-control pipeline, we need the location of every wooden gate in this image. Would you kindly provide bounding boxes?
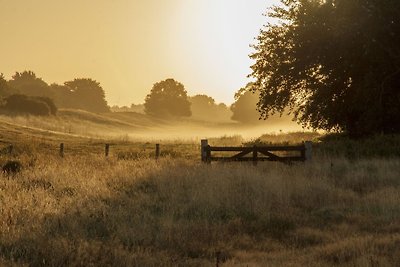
[201,140,312,165]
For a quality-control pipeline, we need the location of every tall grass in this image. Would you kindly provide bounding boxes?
[1,152,399,266]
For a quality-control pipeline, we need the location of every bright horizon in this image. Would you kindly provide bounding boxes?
[0,0,278,106]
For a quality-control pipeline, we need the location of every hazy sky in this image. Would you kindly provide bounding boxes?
[0,0,278,106]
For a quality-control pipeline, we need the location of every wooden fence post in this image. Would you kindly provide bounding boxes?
[206,145,211,164]
[304,141,312,161]
[8,145,13,155]
[105,144,110,157]
[155,144,160,160]
[201,139,209,163]
[253,145,258,166]
[59,143,64,158]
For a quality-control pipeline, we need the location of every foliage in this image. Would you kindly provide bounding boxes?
[244,131,321,146]
[35,96,58,115]
[111,103,145,113]
[230,83,261,123]
[5,71,110,114]
[250,0,400,136]
[63,78,110,113]
[189,94,231,122]
[0,74,12,97]
[144,78,191,117]
[8,71,52,97]
[1,94,56,116]
[231,83,295,125]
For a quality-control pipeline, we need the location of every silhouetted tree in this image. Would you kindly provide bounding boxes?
[8,71,53,98]
[144,79,191,117]
[189,94,232,122]
[251,0,400,136]
[231,84,262,124]
[0,74,12,97]
[50,83,76,109]
[63,79,110,113]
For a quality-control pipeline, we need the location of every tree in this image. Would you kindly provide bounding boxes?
[8,71,52,97]
[144,79,191,117]
[231,84,262,124]
[250,0,400,136]
[231,83,294,125]
[63,78,110,113]
[189,94,231,122]
[0,74,12,97]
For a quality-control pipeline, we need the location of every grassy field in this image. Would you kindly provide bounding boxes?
[0,115,400,266]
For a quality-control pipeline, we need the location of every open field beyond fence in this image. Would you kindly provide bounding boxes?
[1,133,400,266]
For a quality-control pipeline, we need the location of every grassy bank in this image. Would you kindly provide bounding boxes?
[1,152,399,266]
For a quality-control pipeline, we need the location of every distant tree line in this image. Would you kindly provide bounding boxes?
[1,71,290,125]
[113,78,291,124]
[0,71,110,116]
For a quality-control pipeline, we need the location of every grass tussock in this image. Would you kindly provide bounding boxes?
[0,152,399,266]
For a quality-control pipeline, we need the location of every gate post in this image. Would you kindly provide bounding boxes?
[253,145,258,166]
[59,143,64,158]
[155,144,160,160]
[304,141,312,161]
[105,144,110,157]
[201,139,209,163]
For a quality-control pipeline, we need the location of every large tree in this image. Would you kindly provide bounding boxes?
[144,79,191,117]
[189,94,231,122]
[0,74,12,97]
[231,84,262,124]
[231,83,295,125]
[63,78,110,113]
[8,71,53,98]
[251,0,400,136]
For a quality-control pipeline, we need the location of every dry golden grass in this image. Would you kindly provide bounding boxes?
[0,147,399,266]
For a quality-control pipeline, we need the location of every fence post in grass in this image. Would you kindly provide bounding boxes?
[155,144,160,160]
[59,143,64,158]
[304,141,312,162]
[105,144,110,157]
[201,139,209,163]
[8,145,13,156]
[253,145,258,166]
[206,145,212,164]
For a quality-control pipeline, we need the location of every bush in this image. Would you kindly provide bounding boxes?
[36,96,57,115]
[1,94,57,116]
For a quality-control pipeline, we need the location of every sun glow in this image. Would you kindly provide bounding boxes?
[0,0,278,106]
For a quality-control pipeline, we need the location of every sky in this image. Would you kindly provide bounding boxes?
[0,0,278,106]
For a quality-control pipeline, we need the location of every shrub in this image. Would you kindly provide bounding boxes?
[1,94,57,116]
[2,160,22,175]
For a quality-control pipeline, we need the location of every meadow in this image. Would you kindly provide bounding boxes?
[0,115,400,266]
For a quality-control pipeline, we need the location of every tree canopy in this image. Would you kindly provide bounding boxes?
[189,94,231,122]
[231,83,295,125]
[144,79,191,117]
[0,74,12,97]
[251,0,400,136]
[231,84,262,124]
[8,71,53,98]
[63,78,110,113]
[2,71,110,114]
